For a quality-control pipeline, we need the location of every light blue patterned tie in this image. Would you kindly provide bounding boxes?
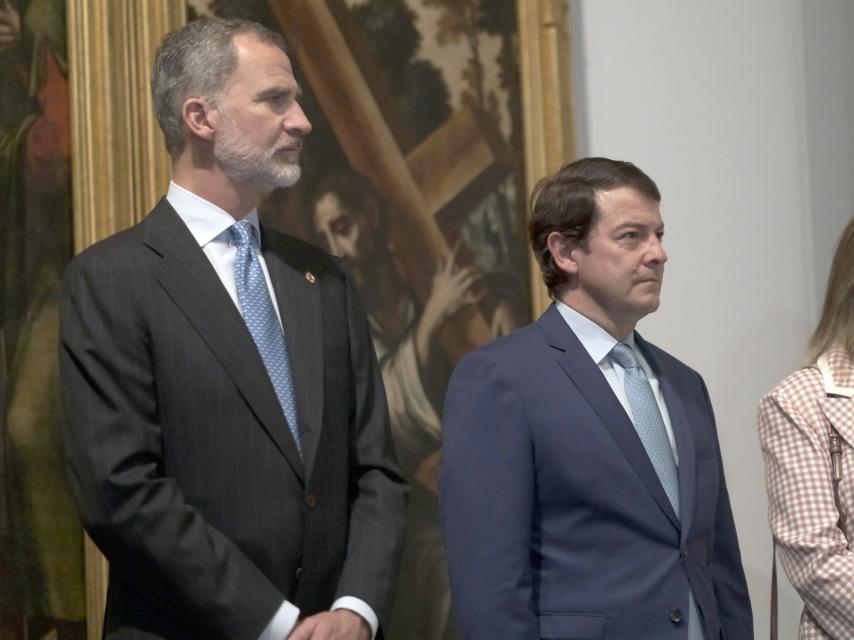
[610,342,703,640]
[230,220,301,457]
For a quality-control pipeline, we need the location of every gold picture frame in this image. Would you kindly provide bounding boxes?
[67,1,575,638]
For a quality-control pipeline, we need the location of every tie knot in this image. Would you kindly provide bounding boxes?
[610,342,641,370]
[229,220,256,248]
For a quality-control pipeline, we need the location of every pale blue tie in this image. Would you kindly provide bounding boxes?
[610,342,703,640]
[230,220,301,457]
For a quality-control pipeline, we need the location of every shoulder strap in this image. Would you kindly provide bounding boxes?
[830,425,846,531]
[770,542,778,640]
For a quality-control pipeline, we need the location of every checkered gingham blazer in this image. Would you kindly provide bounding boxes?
[758,345,854,639]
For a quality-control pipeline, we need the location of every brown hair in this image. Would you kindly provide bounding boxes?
[808,216,854,362]
[528,157,661,298]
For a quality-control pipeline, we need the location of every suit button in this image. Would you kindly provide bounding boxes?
[669,608,684,625]
[306,493,317,508]
[295,567,302,579]
[680,547,688,560]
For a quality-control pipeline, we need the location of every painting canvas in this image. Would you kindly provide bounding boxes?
[0,0,86,638]
[193,0,532,637]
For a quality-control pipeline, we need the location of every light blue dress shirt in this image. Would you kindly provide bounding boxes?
[555,301,678,461]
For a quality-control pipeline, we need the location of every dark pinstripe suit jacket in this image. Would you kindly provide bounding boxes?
[59,199,407,640]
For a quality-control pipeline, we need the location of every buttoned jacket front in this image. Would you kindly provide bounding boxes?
[59,199,407,640]
[441,304,753,640]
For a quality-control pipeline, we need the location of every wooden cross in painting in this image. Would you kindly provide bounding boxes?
[269,0,516,360]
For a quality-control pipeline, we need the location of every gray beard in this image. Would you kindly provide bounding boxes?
[215,133,302,193]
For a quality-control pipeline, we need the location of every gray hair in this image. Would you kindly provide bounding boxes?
[151,18,288,154]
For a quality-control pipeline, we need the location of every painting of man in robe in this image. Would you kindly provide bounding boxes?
[0,0,86,638]
[196,1,531,637]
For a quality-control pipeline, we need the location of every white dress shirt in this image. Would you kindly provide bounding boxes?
[556,301,678,461]
[166,182,379,640]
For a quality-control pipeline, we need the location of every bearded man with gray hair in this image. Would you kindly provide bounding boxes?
[58,18,407,640]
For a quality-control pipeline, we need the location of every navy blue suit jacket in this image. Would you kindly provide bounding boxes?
[439,305,752,639]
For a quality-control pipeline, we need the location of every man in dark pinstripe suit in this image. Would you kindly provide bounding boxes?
[58,18,407,640]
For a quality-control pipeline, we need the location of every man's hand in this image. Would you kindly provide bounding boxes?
[288,610,370,640]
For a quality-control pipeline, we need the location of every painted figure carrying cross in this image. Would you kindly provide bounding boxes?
[266,3,526,639]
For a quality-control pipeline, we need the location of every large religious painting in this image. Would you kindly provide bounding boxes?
[0,0,86,639]
[194,1,531,636]
[48,1,572,639]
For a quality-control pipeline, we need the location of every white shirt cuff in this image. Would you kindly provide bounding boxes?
[258,600,300,640]
[331,596,379,639]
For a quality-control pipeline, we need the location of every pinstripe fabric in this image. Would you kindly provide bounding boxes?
[58,199,407,640]
[758,345,854,639]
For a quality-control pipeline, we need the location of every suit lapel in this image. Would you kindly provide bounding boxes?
[142,200,304,480]
[262,229,324,481]
[636,335,696,541]
[538,306,679,530]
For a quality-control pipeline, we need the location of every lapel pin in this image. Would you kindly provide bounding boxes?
[305,271,316,284]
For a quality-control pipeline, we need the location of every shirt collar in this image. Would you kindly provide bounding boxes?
[821,344,854,391]
[166,181,260,248]
[556,300,640,366]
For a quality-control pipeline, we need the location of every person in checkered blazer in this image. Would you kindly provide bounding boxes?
[759,215,854,639]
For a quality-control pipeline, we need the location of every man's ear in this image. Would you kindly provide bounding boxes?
[182,97,216,142]
[546,231,580,276]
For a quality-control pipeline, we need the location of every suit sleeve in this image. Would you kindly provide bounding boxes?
[59,251,284,639]
[698,377,754,639]
[333,265,408,631]
[758,388,854,639]
[439,350,539,640]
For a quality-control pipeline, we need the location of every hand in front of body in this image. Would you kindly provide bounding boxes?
[288,610,370,640]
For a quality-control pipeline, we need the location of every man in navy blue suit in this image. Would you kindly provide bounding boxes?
[440,157,752,639]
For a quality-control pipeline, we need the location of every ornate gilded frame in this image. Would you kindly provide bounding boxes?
[67,3,185,637]
[518,1,577,315]
[67,1,575,638]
